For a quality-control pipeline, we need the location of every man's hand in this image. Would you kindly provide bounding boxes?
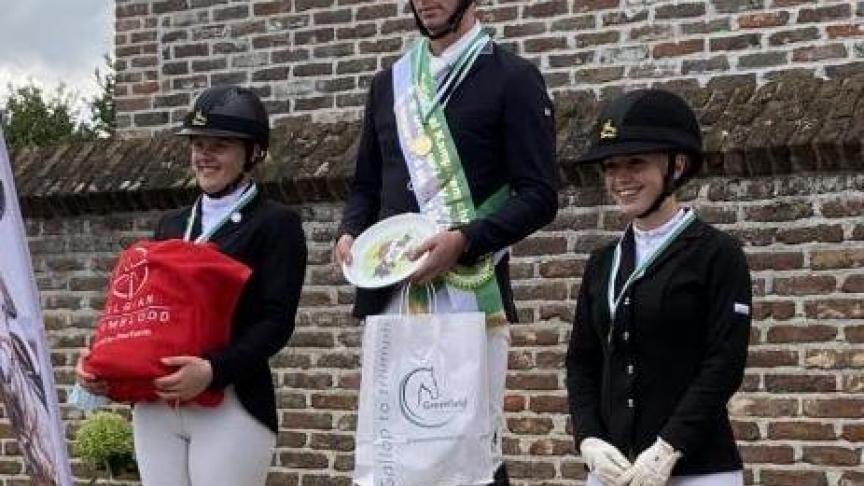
[579,437,632,485]
[408,230,468,285]
[75,348,109,396]
[333,234,355,267]
[154,356,213,402]
[616,437,681,486]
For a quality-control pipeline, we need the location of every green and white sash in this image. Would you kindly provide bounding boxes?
[392,30,509,325]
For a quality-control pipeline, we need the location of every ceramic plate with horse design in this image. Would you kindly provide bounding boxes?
[342,213,437,289]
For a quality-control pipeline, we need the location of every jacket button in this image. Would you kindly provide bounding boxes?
[407,181,414,191]
[627,364,634,375]
[622,331,630,342]
[627,398,634,408]
[624,297,631,306]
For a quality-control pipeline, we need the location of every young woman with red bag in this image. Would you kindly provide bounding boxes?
[75,86,307,486]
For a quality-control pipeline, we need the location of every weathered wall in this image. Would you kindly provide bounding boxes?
[2,75,864,485]
[112,0,864,135]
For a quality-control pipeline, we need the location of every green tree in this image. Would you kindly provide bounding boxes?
[1,83,84,150]
[85,55,116,139]
[1,54,116,150]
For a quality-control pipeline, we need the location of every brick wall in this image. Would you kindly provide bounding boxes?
[114,0,864,136]
[4,75,864,484]
[7,173,863,485]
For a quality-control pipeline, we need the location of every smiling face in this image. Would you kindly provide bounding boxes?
[602,152,686,221]
[189,135,247,194]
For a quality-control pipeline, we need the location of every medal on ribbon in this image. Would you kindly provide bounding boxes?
[409,134,433,157]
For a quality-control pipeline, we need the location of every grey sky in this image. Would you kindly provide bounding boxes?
[0,0,113,114]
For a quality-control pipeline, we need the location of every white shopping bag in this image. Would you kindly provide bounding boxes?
[353,301,493,486]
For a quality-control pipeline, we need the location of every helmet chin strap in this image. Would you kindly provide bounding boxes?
[412,0,473,40]
[636,153,679,220]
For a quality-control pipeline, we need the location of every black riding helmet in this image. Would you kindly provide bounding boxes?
[576,89,703,218]
[178,85,270,170]
[178,85,270,197]
[410,0,475,40]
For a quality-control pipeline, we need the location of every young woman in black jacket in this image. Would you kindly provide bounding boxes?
[76,86,307,486]
[566,89,752,486]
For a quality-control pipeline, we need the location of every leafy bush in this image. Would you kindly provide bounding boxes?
[73,411,135,479]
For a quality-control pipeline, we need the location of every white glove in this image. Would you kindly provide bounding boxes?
[579,437,632,485]
[617,437,682,486]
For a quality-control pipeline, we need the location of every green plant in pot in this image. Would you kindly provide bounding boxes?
[73,411,136,482]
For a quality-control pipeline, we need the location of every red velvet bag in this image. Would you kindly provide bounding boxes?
[83,239,251,406]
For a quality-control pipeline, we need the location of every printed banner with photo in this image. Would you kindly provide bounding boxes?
[0,126,73,485]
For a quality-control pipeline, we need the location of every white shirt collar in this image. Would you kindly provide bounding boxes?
[633,207,688,239]
[632,208,688,266]
[429,22,483,81]
[201,181,250,233]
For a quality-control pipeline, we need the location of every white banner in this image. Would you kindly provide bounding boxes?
[0,126,73,485]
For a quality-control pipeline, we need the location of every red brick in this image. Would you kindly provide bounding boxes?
[528,438,575,455]
[765,374,837,392]
[572,0,619,13]
[768,421,836,440]
[529,395,569,413]
[803,399,864,418]
[748,349,799,367]
[504,394,526,412]
[826,24,864,39]
[805,299,864,319]
[513,236,568,256]
[760,470,828,486]
[747,252,804,271]
[523,0,568,18]
[738,11,790,28]
[507,417,554,435]
[812,249,864,270]
[279,451,329,469]
[731,420,761,440]
[766,325,837,343]
[773,275,836,295]
[803,349,864,370]
[506,373,560,390]
[729,397,799,417]
[842,423,864,441]
[653,39,704,58]
[801,446,862,467]
[739,444,795,464]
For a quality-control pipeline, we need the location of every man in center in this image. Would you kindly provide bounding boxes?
[334,0,558,483]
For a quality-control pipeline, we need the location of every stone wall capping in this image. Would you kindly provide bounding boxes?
[14,73,864,218]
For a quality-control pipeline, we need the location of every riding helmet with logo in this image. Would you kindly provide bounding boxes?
[576,89,703,186]
[178,85,270,157]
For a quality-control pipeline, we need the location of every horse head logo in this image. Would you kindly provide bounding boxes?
[413,367,439,405]
[398,366,453,428]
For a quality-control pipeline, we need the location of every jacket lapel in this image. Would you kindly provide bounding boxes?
[639,219,707,280]
[207,191,262,245]
[441,41,494,107]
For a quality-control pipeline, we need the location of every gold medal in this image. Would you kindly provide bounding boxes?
[410,134,433,157]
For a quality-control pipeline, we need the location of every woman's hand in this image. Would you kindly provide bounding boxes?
[75,348,108,396]
[154,356,213,402]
